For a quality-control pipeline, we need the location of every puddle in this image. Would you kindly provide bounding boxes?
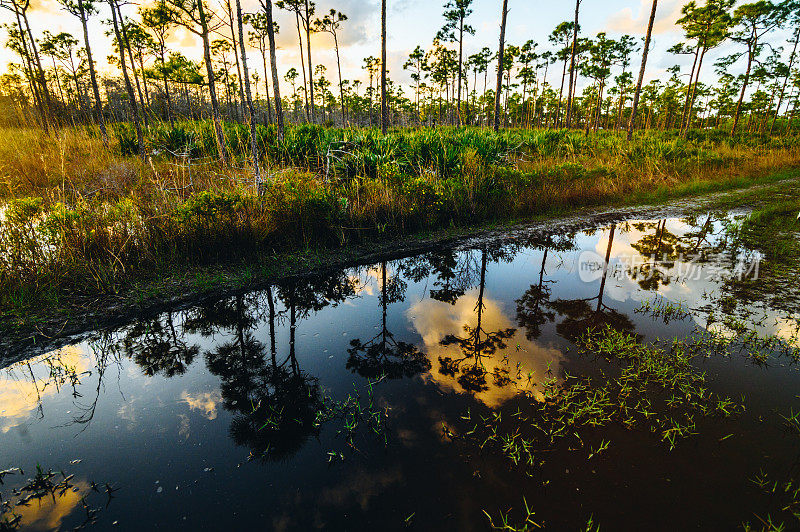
[2,211,800,530]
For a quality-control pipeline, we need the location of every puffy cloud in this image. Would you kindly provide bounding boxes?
[606,0,691,36]
[181,390,222,420]
[407,289,564,408]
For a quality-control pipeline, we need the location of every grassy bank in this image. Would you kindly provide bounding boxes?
[1,123,799,327]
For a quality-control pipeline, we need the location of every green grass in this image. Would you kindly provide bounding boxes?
[450,325,741,481]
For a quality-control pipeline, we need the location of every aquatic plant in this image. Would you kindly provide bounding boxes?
[483,497,543,531]
[450,325,742,479]
[0,463,112,530]
[636,295,691,324]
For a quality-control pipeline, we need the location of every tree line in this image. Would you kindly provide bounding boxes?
[1,0,799,162]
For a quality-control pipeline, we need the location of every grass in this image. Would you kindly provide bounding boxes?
[0,463,112,530]
[450,324,742,477]
[1,122,799,331]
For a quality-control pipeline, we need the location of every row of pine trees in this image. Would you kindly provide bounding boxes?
[2,0,800,164]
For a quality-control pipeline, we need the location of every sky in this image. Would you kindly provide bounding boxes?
[1,0,796,98]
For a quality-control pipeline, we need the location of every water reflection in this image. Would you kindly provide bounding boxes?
[2,211,799,529]
[201,275,360,461]
[12,480,91,531]
[0,346,92,433]
[122,312,200,378]
[347,261,430,379]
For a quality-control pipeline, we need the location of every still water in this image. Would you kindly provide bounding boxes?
[2,212,799,530]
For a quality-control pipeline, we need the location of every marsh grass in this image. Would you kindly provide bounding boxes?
[1,123,798,315]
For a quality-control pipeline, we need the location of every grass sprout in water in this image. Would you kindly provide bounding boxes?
[450,325,742,478]
[483,497,543,531]
[636,295,692,324]
[0,464,112,531]
[317,378,390,457]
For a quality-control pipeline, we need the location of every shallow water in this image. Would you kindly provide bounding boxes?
[2,212,800,530]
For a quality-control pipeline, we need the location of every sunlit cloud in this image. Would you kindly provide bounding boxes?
[408,289,564,407]
[0,346,90,434]
[13,480,90,531]
[181,390,222,420]
[606,0,691,36]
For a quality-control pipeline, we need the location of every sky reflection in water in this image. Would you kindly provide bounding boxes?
[1,213,798,530]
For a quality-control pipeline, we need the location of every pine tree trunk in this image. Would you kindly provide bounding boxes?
[680,42,701,131]
[771,26,799,134]
[261,48,273,124]
[565,0,580,127]
[381,0,388,134]
[235,0,261,182]
[295,12,309,121]
[334,33,346,125]
[22,10,55,128]
[731,37,755,136]
[12,6,47,132]
[197,0,228,163]
[627,0,657,140]
[117,5,149,128]
[263,0,284,141]
[78,0,107,145]
[305,0,315,122]
[109,0,145,161]
[456,17,463,125]
[228,1,246,121]
[493,0,508,132]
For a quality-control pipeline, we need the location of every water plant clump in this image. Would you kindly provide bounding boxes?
[316,379,390,453]
[636,295,692,323]
[450,325,742,475]
[0,464,112,531]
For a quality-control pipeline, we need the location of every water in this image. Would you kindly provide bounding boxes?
[2,212,799,530]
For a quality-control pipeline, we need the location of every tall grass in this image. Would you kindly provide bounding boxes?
[0,123,798,310]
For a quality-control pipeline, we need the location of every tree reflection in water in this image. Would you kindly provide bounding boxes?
[515,235,575,341]
[200,274,358,461]
[347,261,431,379]
[549,224,636,342]
[122,311,200,377]
[437,246,517,394]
